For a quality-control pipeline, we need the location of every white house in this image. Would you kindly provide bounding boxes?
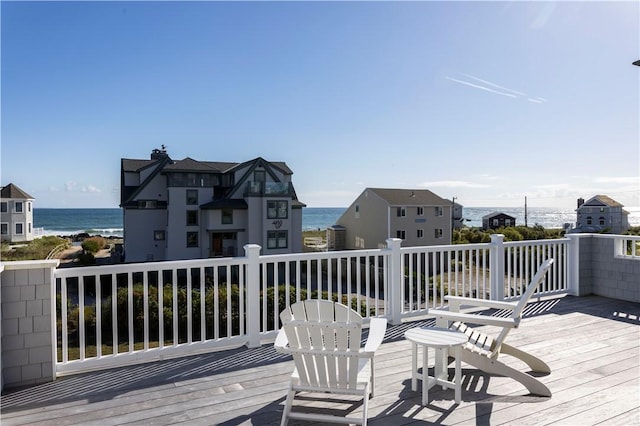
[120,148,305,262]
[573,195,630,234]
[1,183,35,243]
[328,188,452,250]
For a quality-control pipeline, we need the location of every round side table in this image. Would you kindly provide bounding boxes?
[404,327,468,405]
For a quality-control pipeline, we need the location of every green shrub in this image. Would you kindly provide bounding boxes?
[82,237,106,254]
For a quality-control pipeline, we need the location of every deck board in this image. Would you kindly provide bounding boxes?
[2,295,639,425]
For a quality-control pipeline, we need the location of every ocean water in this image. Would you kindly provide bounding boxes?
[34,206,640,238]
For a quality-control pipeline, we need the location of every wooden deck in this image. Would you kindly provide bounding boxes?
[2,295,639,425]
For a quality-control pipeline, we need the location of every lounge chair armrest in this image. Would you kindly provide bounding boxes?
[364,318,387,353]
[432,310,519,328]
[445,295,519,312]
[274,327,289,353]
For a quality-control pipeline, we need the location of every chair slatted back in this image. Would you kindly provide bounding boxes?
[492,258,554,355]
[280,300,364,391]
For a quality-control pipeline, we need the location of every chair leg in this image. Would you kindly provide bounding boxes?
[362,384,370,426]
[460,350,552,397]
[500,342,551,373]
[281,387,295,426]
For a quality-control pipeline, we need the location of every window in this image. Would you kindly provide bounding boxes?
[186,190,198,205]
[1,223,7,235]
[396,230,406,239]
[586,216,593,225]
[435,228,443,238]
[355,204,360,219]
[493,219,499,227]
[417,207,424,216]
[434,206,443,216]
[267,200,288,219]
[599,217,605,226]
[599,207,605,212]
[28,202,31,212]
[397,207,406,217]
[138,200,157,209]
[417,229,424,238]
[222,208,233,224]
[15,202,23,213]
[15,223,23,235]
[187,173,198,186]
[505,219,511,226]
[267,230,288,249]
[187,232,199,247]
[186,210,198,226]
[0,202,6,213]
[28,223,31,233]
[154,230,165,240]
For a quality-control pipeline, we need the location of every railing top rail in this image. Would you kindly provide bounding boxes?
[259,248,389,262]
[504,238,570,248]
[400,242,491,253]
[54,256,249,278]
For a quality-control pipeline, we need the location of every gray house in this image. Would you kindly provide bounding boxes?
[0,183,35,243]
[573,195,630,234]
[328,188,452,250]
[482,212,516,230]
[120,148,305,262]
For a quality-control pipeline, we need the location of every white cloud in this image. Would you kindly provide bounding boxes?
[420,180,491,189]
[592,176,639,184]
[82,185,102,193]
[65,181,77,191]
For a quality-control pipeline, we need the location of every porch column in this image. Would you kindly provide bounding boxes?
[244,244,262,348]
[386,238,403,325]
[490,234,505,300]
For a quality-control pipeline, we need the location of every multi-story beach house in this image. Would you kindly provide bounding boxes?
[120,148,305,262]
[328,188,452,250]
[482,212,516,230]
[0,183,35,243]
[572,195,630,234]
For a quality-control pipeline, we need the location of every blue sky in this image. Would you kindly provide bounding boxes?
[2,1,639,209]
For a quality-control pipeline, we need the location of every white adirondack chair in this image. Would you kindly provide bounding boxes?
[274,299,387,426]
[432,258,555,397]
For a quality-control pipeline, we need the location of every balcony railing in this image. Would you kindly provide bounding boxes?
[244,181,293,197]
[2,233,638,390]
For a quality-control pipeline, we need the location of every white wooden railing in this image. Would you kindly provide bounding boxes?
[53,235,571,375]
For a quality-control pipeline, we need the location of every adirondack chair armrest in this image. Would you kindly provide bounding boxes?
[445,295,519,312]
[363,318,387,353]
[274,327,289,353]
[432,310,519,328]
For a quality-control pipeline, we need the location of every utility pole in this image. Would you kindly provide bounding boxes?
[525,196,528,227]
[451,196,456,237]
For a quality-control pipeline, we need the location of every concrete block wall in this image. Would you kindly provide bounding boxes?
[1,260,59,391]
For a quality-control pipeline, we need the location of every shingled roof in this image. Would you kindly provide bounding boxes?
[1,183,34,200]
[367,188,447,206]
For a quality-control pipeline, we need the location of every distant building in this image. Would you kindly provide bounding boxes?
[328,188,452,250]
[1,183,35,243]
[445,199,464,229]
[120,148,305,262]
[482,212,516,230]
[572,195,630,234]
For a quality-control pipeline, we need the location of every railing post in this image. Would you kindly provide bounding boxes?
[566,234,580,296]
[490,234,505,300]
[244,244,262,348]
[386,238,403,325]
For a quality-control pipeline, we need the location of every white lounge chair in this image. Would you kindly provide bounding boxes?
[432,258,555,397]
[274,299,387,426]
